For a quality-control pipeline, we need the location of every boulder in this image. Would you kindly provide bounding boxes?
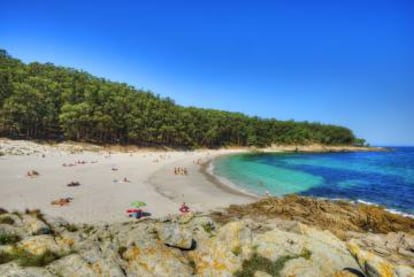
[75,240,126,277]
[189,221,253,276]
[156,223,194,249]
[47,254,97,277]
[122,240,193,277]
[348,232,414,267]
[41,215,70,234]
[0,224,24,243]
[0,214,23,227]
[21,215,50,235]
[253,227,360,277]
[17,235,62,256]
[347,241,398,277]
[395,265,414,277]
[0,262,54,277]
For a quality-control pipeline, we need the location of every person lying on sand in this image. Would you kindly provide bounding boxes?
[67,181,80,187]
[26,170,39,177]
[51,197,73,206]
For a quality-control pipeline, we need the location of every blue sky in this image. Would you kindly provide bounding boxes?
[1,0,414,145]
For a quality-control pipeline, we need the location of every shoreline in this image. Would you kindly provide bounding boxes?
[205,152,414,219]
[146,149,256,216]
[199,158,258,199]
[0,138,404,225]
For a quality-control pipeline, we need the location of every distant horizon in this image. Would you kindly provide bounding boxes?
[2,1,414,145]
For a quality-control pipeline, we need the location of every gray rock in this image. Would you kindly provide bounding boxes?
[254,225,360,277]
[0,262,54,277]
[17,235,62,255]
[156,223,194,249]
[47,254,97,277]
[395,265,414,277]
[75,240,126,277]
[0,214,23,227]
[0,224,24,242]
[21,215,50,235]
[123,241,193,277]
[189,221,253,276]
[348,241,399,277]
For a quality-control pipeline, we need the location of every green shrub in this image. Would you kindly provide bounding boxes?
[0,232,21,245]
[234,248,312,277]
[0,251,14,264]
[201,222,215,234]
[118,246,127,258]
[65,224,78,232]
[189,259,196,273]
[232,245,242,256]
[301,248,312,260]
[0,216,15,225]
[12,248,60,267]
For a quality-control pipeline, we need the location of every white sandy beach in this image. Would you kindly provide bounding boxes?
[0,140,254,224]
[0,139,381,224]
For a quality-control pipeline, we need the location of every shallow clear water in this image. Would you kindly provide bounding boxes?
[213,147,414,215]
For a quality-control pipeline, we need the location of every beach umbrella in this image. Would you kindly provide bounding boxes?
[130,201,146,208]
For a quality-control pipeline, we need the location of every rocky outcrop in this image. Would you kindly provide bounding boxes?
[347,241,414,277]
[262,224,360,277]
[21,214,51,235]
[347,231,414,267]
[156,222,194,249]
[212,195,414,237]
[0,208,412,276]
[189,221,254,276]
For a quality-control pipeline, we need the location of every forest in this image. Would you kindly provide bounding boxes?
[0,49,361,148]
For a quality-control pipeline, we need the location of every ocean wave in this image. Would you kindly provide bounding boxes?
[354,199,414,218]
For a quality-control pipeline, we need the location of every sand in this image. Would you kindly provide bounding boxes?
[0,139,381,224]
[0,140,255,224]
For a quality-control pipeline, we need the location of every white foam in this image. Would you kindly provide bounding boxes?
[210,158,414,218]
[355,199,414,218]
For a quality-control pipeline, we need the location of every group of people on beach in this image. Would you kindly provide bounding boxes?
[174,167,188,176]
[193,159,202,165]
[127,202,191,220]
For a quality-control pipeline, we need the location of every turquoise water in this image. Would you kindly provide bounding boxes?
[213,147,414,215]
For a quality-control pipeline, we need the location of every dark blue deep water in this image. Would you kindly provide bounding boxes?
[214,147,414,215]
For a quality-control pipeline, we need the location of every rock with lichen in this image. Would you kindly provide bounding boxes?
[347,241,414,277]
[0,204,412,277]
[156,222,194,249]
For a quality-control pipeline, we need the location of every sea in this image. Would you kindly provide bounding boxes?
[213,147,414,217]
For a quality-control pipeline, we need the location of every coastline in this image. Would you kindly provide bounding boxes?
[146,149,256,216]
[205,151,414,219]
[199,158,258,199]
[0,138,395,224]
[261,144,387,153]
